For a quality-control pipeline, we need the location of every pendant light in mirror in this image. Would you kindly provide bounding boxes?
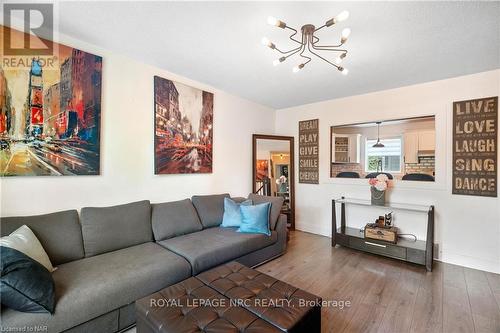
[373,122,385,148]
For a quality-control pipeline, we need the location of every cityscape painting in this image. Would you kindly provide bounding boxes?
[0,26,102,176]
[154,76,213,174]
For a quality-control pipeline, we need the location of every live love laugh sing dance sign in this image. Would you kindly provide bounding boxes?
[453,97,498,197]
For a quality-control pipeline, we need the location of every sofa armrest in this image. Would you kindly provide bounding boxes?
[275,213,288,234]
[274,214,288,252]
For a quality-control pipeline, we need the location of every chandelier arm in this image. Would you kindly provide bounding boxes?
[274,45,302,55]
[312,45,348,53]
[283,45,304,59]
[312,41,343,48]
[314,24,327,32]
[285,26,302,45]
[299,38,312,65]
[307,43,340,69]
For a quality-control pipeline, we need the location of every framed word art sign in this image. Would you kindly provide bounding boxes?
[452,96,498,197]
[298,119,319,184]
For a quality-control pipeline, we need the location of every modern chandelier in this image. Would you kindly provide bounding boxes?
[262,10,351,74]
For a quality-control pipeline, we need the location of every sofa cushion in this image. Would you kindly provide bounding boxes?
[0,242,191,333]
[158,227,277,275]
[191,193,230,228]
[248,194,284,230]
[0,210,83,266]
[152,199,203,241]
[80,200,152,257]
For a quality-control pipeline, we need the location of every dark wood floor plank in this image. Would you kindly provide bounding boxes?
[376,264,425,333]
[409,262,443,333]
[342,257,403,333]
[485,272,500,311]
[464,267,500,333]
[257,231,500,333]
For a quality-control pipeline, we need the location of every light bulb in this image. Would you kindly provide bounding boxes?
[342,68,349,75]
[267,16,286,28]
[335,10,349,23]
[267,16,278,26]
[273,57,286,66]
[341,28,351,44]
[261,37,270,46]
[342,28,351,39]
[292,63,305,73]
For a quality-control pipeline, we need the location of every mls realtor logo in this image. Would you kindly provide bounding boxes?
[3,2,54,56]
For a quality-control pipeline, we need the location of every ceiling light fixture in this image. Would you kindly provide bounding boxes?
[263,11,351,74]
[373,122,385,148]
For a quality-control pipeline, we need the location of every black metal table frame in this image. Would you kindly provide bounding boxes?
[332,196,435,271]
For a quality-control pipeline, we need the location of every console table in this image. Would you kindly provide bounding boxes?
[332,197,435,271]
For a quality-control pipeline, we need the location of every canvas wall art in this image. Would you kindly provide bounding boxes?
[256,159,269,181]
[299,119,319,184]
[452,96,497,197]
[0,26,102,176]
[154,76,213,174]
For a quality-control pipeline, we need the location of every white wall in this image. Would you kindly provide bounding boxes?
[275,70,500,274]
[0,34,275,216]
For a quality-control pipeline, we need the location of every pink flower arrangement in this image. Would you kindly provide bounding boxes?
[369,174,389,191]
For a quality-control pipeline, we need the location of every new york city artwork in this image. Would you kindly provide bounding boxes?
[0,26,102,176]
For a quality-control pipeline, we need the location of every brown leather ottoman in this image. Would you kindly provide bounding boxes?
[136,262,321,333]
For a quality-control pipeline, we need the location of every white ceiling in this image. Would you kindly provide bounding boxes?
[56,1,499,109]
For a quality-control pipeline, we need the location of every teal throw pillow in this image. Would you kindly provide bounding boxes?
[238,202,272,236]
[221,198,252,227]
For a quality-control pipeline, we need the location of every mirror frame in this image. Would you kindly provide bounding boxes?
[252,134,295,230]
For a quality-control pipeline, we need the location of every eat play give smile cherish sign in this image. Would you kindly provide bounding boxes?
[299,119,319,184]
[452,97,498,197]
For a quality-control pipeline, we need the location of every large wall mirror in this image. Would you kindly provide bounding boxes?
[331,116,436,181]
[253,134,295,230]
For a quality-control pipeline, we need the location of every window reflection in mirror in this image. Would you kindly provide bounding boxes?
[331,116,436,181]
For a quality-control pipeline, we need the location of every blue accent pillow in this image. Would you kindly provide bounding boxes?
[238,202,272,236]
[221,198,252,227]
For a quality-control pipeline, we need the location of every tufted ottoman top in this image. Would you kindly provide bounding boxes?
[196,262,321,332]
[136,277,281,332]
[136,262,321,333]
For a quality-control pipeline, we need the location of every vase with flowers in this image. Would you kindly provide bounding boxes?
[276,175,288,193]
[368,174,389,206]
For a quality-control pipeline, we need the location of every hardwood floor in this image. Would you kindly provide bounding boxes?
[257,231,500,333]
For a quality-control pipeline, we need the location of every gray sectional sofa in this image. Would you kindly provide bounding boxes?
[0,193,286,333]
